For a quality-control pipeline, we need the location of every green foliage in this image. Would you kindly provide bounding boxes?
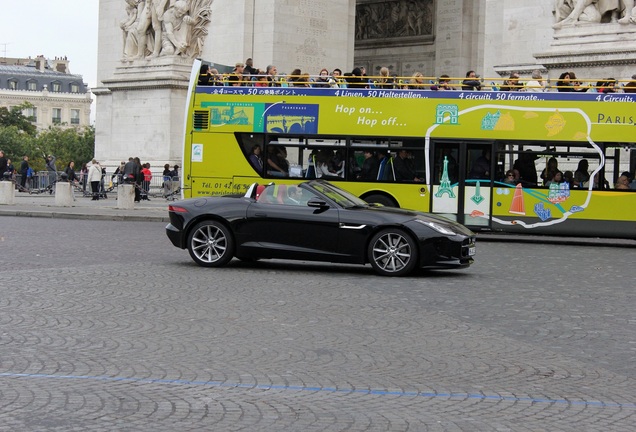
[0,126,36,166]
[0,103,37,136]
[0,124,95,172]
[35,126,95,171]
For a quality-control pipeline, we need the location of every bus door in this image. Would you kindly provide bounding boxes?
[431,141,493,228]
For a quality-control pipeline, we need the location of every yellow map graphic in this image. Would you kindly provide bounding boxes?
[494,112,515,131]
[545,110,566,136]
[572,131,588,140]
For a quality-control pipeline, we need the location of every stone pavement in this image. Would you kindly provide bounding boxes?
[0,190,634,247]
[0,189,171,222]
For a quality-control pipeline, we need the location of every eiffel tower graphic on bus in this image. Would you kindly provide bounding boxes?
[435,156,456,198]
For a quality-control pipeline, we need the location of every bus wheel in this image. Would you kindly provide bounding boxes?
[365,194,397,207]
[368,229,418,276]
[187,220,235,267]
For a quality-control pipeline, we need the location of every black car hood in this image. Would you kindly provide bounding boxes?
[361,205,474,235]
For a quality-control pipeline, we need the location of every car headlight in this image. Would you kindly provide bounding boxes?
[415,219,457,236]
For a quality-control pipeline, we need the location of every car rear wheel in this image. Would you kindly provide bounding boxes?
[187,220,235,267]
[368,229,418,276]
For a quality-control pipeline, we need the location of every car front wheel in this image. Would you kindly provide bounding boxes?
[368,229,418,276]
[187,220,235,267]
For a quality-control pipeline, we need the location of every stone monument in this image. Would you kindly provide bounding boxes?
[535,0,636,80]
[94,0,355,169]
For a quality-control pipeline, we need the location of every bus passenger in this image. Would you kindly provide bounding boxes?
[227,74,241,86]
[524,70,546,92]
[358,150,379,181]
[244,58,258,77]
[513,150,539,186]
[198,64,212,85]
[331,68,345,87]
[503,169,518,185]
[315,149,339,179]
[540,157,559,185]
[313,68,331,88]
[393,149,422,182]
[408,72,425,89]
[615,173,630,189]
[462,70,482,91]
[431,74,454,91]
[563,170,575,189]
[347,67,367,89]
[468,149,491,180]
[574,159,590,187]
[255,71,268,87]
[545,171,564,187]
[500,72,522,91]
[266,146,288,177]
[248,144,263,173]
[375,67,394,89]
[266,65,279,87]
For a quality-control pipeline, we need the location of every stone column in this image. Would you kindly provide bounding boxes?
[118,184,135,209]
[0,181,15,205]
[435,0,468,77]
[54,182,74,207]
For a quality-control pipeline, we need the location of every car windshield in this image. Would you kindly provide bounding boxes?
[308,181,368,208]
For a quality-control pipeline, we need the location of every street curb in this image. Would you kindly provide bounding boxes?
[476,233,636,248]
[0,209,170,223]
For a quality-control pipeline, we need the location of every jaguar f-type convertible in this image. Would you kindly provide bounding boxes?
[166,180,475,276]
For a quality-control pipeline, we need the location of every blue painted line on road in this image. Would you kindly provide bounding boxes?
[1,372,634,409]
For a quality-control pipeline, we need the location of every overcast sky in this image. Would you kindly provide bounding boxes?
[0,0,99,89]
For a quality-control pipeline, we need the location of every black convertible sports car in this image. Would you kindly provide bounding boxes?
[166,180,476,276]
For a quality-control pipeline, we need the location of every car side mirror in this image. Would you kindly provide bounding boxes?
[307,198,329,209]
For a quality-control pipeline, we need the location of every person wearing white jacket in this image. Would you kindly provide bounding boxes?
[87,159,102,201]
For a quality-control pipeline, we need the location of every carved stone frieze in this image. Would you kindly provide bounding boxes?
[356,0,434,41]
[120,0,213,63]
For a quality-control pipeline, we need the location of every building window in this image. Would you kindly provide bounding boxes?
[27,81,37,90]
[24,106,37,122]
[70,83,79,93]
[52,108,62,124]
[70,109,80,125]
[8,79,18,90]
[51,82,61,92]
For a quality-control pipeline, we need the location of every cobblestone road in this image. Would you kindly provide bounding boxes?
[0,217,634,431]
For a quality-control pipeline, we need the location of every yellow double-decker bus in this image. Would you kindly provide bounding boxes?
[181,59,636,239]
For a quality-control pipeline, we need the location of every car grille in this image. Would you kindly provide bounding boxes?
[461,237,476,258]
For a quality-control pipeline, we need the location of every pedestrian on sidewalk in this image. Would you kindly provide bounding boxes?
[87,159,102,201]
[45,155,57,193]
[19,156,29,190]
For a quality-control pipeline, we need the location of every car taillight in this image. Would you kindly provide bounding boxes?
[168,205,188,213]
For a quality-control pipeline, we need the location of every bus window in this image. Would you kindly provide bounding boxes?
[237,133,265,175]
[434,144,459,185]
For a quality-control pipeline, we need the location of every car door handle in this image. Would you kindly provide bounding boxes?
[340,223,367,230]
[254,213,267,217]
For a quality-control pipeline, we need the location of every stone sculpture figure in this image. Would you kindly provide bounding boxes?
[553,0,628,28]
[121,0,142,61]
[135,0,170,59]
[160,1,194,56]
[121,0,213,62]
[618,0,636,23]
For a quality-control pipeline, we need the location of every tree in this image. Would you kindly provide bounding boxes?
[0,103,37,136]
[35,126,95,171]
[0,126,36,166]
